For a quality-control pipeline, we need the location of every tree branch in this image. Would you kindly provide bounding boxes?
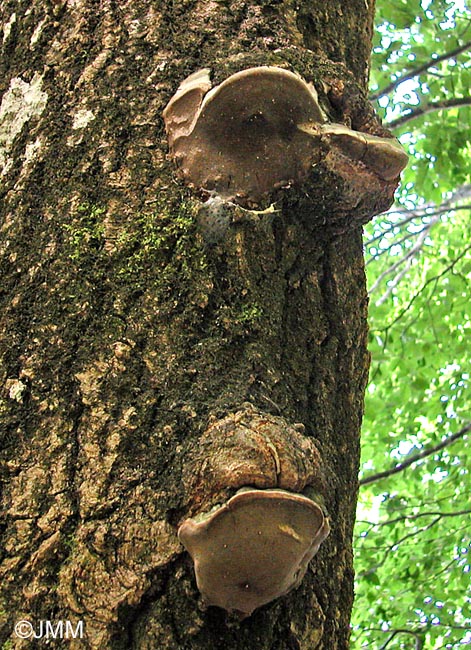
[366,227,429,265]
[366,204,471,247]
[377,183,471,223]
[376,244,471,331]
[359,423,471,486]
[369,213,439,300]
[357,508,471,528]
[387,96,471,129]
[379,628,423,650]
[371,39,471,100]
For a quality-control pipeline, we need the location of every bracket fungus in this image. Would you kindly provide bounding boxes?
[163,66,408,206]
[178,487,330,616]
[299,122,409,182]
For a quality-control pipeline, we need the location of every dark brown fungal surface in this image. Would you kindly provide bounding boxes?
[313,123,409,181]
[163,66,324,205]
[163,66,408,207]
[177,407,330,617]
[178,488,330,616]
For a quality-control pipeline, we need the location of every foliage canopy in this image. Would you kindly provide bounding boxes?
[353,1,471,648]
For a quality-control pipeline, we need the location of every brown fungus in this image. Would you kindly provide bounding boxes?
[178,487,330,616]
[299,122,410,182]
[163,66,324,204]
[163,68,212,148]
[163,66,408,206]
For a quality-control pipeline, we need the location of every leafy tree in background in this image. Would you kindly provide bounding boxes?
[353,1,471,648]
[0,0,398,648]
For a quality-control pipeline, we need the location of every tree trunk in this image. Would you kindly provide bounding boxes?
[0,1,395,648]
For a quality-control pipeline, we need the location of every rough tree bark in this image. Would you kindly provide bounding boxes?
[0,1,396,648]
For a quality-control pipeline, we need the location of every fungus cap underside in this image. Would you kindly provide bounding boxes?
[164,66,408,206]
[178,488,330,615]
[163,67,324,204]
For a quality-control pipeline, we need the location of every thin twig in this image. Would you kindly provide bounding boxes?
[357,531,468,580]
[360,423,471,486]
[357,508,471,528]
[366,227,429,265]
[368,213,439,297]
[375,244,471,332]
[374,217,440,304]
[367,184,471,246]
[367,205,471,246]
[367,212,428,245]
[388,96,471,129]
[379,628,423,650]
[371,39,471,100]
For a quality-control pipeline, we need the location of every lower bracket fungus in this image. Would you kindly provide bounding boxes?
[178,406,331,616]
[178,487,330,616]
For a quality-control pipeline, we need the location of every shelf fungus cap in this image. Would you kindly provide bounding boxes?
[163,68,212,147]
[163,66,324,205]
[298,122,408,181]
[178,487,330,616]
